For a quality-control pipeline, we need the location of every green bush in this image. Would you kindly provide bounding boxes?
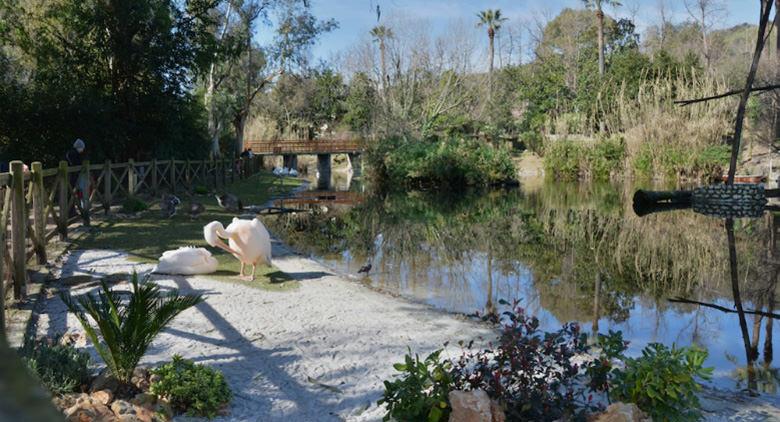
[694,144,730,177]
[543,139,584,180]
[368,137,516,189]
[150,355,232,419]
[121,196,148,213]
[61,272,202,384]
[544,137,625,181]
[378,348,453,422]
[19,339,91,395]
[193,185,209,195]
[613,343,713,421]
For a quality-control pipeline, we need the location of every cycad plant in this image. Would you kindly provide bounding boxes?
[61,272,202,384]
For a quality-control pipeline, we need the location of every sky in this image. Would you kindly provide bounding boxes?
[295,0,764,63]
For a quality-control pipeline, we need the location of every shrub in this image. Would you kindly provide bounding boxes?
[150,355,231,419]
[612,343,713,421]
[367,137,517,190]
[587,136,626,180]
[378,348,454,422]
[452,299,594,421]
[544,137,625,181]
[121,195,148,213]
[543,138,585,180]
[61,272,202,384]
[19,339,91,395]
[194,185,209,195]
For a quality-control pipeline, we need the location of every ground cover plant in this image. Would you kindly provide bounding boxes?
[60,272,202,385]
[18,339,91,395]
[150,355,232,419]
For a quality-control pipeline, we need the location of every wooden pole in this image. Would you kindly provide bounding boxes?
[103,160,112,215]
[127,159,136,196]
[30,162,46,264]
[57,161,68,240]
[151,159,158,197]
[170,158,176,194]
[231,155,236,184]
[212,158,218,190]
[81,160,90,226]
[0,189,9,345]
[186,159,192,194]
[9,161,26,300]
[221,157,227,186]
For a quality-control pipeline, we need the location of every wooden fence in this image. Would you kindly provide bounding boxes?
[0,155,263,328]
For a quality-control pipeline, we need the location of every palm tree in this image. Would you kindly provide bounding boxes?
[582,0,621,77]
[476,9,507,92]
[370,25,394,95]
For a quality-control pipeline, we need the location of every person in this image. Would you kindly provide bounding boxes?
[239,148,250,158]
[65,139,89,220]
[247,148,254,158]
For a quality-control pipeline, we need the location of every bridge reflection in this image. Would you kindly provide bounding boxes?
[273,190,364,209]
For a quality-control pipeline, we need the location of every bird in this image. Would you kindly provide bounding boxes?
[160,194,181,218]
[189,202,205,219]
[289,168,298,177]
[215,193,243,212]
[358,263,372,274]
[152,247,218,275]
[204,217,272,281]
[273,167,283,176]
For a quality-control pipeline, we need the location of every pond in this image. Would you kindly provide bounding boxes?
[267,176,780,395]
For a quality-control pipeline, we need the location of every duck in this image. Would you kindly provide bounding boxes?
[289,168,299,177]
[215,193,243,212]
[203,217,272,281]
[189,202,205,219]
[153,247,218,275]
[160,195,181,218]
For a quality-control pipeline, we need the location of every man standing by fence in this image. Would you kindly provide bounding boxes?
[65,139,89,221]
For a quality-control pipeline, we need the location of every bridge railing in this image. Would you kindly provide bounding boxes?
[0,154,264,335]
[246,139,363,155]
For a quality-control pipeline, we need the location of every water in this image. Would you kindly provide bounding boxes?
[268,177,780,394]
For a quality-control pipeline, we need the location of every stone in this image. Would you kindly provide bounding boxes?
[65,402,116,422]
[90,369,119,393]
[448,390,504,422]
[130,393,156,407]
[61,275,94,286]
[590,402,650,422]
[59,331,88,348]
[90,389,113,405]
[111,400,135,417]
[130,367,150,391]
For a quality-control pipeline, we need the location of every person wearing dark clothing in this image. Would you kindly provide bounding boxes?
[65,139,88,221]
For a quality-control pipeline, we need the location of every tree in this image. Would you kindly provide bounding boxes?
[684,0,725,70]
[370,25,394,96]
[343,72,376,133]
[582,0,621,77]
[476,9,508,95]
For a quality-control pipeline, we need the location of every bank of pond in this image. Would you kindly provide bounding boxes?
[268,179,780,406]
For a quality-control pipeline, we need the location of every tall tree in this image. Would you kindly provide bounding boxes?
[370,25,393,96]
[684,0,725,70]
[582,0,621,77]
[476,9,507,95]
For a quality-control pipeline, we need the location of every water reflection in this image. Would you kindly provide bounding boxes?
[266,180,780,393]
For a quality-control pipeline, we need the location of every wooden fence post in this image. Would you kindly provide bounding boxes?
[211,158,218,190]
[57,161,68,240]
[9,161,26,299]
[170,158,176,194]
[81,160,90,226]
[186,159,192,194]
[221,157,227,186]
[103,160,112,215]
[127,159,136,196]
[151,159,158,197]
[30,162,46,264]
[231,154,236,184]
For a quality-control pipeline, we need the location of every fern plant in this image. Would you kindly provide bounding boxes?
[61,272,202,384]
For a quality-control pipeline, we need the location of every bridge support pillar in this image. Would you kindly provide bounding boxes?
[317,154,331,190]
[348,153,362,177]
[282,154,298,170]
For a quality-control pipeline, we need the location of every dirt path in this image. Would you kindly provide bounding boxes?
[34,240,494,421]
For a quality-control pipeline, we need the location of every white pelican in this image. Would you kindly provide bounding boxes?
[153,247,218,275]
[203,218,272,281]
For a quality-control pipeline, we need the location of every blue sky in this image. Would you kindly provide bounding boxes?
[292,0,763,62]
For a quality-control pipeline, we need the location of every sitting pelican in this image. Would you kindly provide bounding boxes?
[203,218,272,281]
[153,247,218,275]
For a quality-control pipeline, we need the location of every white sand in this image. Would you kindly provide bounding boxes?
[33,240,780,421]
[35,241,494,421]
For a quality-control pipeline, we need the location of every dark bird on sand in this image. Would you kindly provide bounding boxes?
[160,195,181,218]
[215,193,243,212]
[189,202,205,219]
[358,263,372,274]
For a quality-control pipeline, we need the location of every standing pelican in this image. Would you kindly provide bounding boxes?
[203,218,272,280]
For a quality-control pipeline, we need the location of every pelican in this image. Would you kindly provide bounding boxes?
[153,247,218,275]
[203,218,272,281]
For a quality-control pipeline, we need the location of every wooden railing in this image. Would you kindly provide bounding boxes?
[245,139,363,155]
[0,155,263,318]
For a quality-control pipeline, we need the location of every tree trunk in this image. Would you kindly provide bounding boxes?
[727,218,758,393]
[488,32,495,101]
[233,112,247,158]
[597,8,605,77]
[207,64,220,158]
[774,0,780,143]
[486,249,494,316]
[380,40,387,96]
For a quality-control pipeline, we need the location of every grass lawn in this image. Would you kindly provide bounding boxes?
[76,172,303,291]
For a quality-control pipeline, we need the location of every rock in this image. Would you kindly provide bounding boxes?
[65,401,116,422]
[130,393,156,407]
[90,369,119,393]
[60,331,88,348]
[90,389,113,405]
[591,403,650,422]
[60,275,94,286]
[130,367,150,391]
[448,390,504,422]
[52,392,83,412]
[111,400,135,417]
[153,400,173,420]
[148,373,161,385]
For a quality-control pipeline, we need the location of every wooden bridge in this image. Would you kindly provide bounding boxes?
[274,190,364,208]
[244,139,363,155]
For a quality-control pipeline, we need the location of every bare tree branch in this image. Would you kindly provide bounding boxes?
[669,297,780,319]
[674,84,780,106]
